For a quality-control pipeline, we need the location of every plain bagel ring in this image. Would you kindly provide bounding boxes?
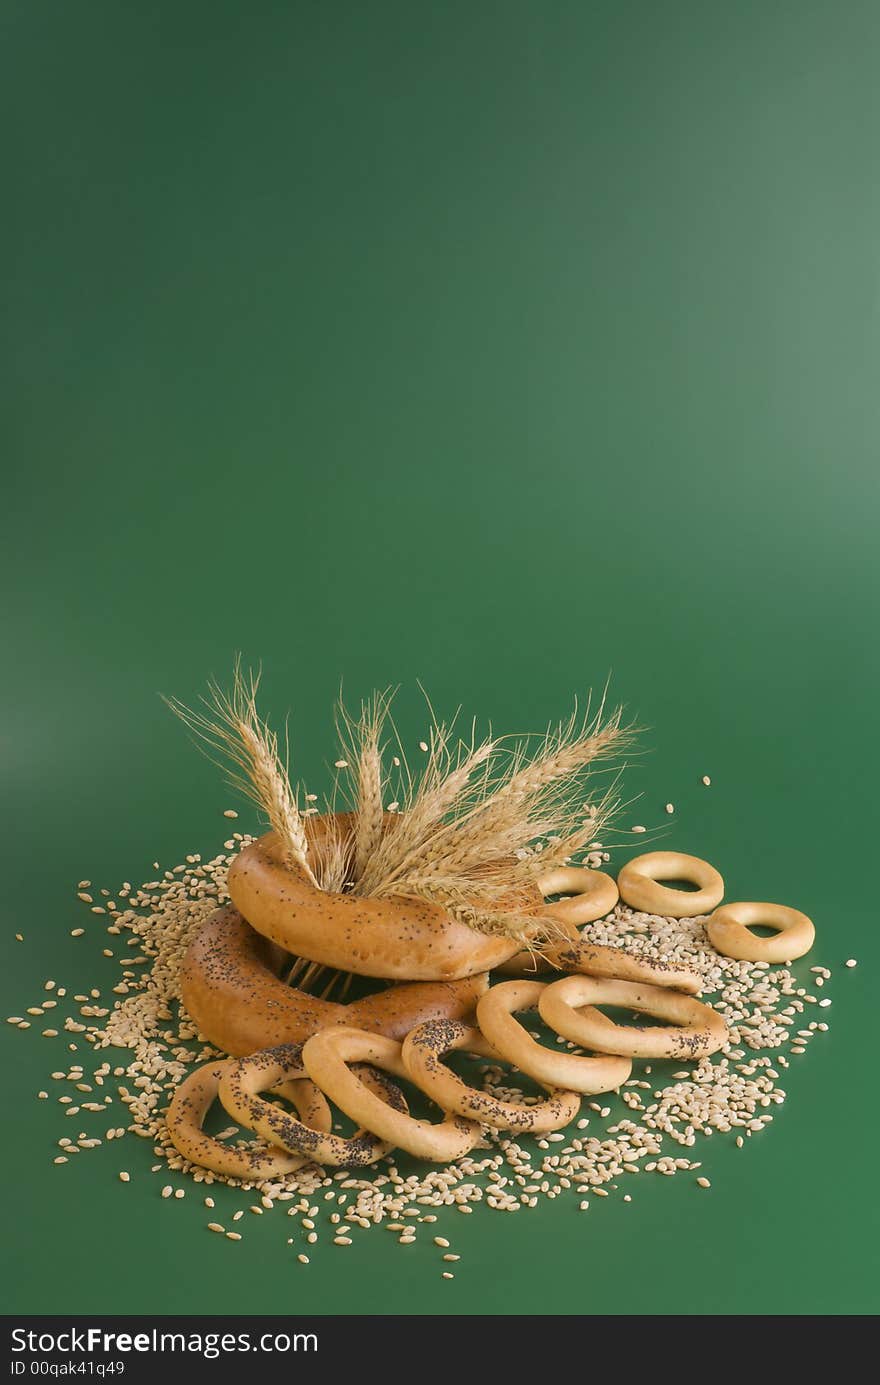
[538,975,729,1061]
[301,1027,482,1162]
[166,1059,332,1180]
[476,980,632,1095]
[401,1018,582,1133]
[227,816,523,980]
[497,868,619,976]
[181,905,493,1056]
[218,1043,408,1168]
[706,900,815,962]
[617,851,724,918]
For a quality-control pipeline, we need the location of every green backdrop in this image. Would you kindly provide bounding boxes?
[3,0,878,1316]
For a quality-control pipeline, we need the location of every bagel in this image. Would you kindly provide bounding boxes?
[476,980,632,1094]
[227,815,523,980]
[401,1018,582,1133]
[181,905,492,1056]
[219,1043,410,1168]
[165,1059,331,1180]
[538,975,729,1060]
[301,1027,481,1162]
[617,851,724,918]
[706,900,815,962]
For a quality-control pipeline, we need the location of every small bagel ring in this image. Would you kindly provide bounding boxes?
[539,975,728,1060]
[402,1017,582,1133]
[476,980,632,1095]
[166,1059,331,1180]
[706,900,815,962]
[497,868,619,976]
[219,1042,409,1168]
[617,851,724,918]
[302,1027,481,1162]
[539,867,620,926]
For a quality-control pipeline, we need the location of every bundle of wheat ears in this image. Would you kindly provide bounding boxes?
[166,663,633,945]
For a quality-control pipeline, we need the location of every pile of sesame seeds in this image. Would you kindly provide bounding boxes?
[8,825,849,1279]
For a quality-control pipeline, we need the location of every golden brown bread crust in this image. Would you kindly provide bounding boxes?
[226,820,521,980]
[181,904,493,1056]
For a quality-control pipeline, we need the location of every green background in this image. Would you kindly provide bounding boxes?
[3,0,878,1316]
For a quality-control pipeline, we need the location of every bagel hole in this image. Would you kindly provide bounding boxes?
[656,878,700,892]
[744,924,781,938]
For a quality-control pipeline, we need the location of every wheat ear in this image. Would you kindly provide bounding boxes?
[163,658,317,886]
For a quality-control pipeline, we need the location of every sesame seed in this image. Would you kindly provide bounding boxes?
[631,825,646,833]
[433,1237,450,1247]
[297,1254,309,1264]
[334,760,348,769]
[223,809,238,818]
[207,1223,225,1234]
[696,1177,711,1189]
[665,803,674,814]
[819,999,832,1008]
[442,1272,454,1279]
[226,1232,242,1241]
[845,959,857,968]
[701,775,711,785]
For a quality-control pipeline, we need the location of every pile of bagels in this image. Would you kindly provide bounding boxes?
[168,820,816,1179]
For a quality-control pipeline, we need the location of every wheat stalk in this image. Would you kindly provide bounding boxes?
[334,691,392,885]
[354,731,495,896]
[166,667,634,943]
[164,658,317,886]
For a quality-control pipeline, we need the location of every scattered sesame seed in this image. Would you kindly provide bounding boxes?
[665,803,674,814]
[118,1171,130,1182]
[442,1271,454,1279]
[207,1223,225,1234]
[701,775,711,785]
[223,809,238,818]
[297,1254,309,1264]
[631,825,646,833]
[696,1177,711,1189]
[845,959,857,968]
[226,1232,242,1241]
[70,928,85,937]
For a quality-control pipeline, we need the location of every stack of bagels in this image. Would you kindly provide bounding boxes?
[170,818,814,1176]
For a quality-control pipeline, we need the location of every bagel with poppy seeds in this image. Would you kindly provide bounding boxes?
[226,816,523,980]
[181,904,492,1056]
